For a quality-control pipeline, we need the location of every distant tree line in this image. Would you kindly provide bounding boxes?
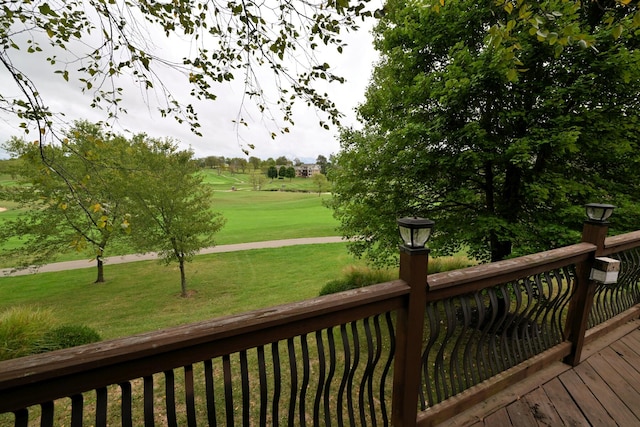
[198,154,333,176]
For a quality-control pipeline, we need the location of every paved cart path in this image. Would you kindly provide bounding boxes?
[0,236,344,277]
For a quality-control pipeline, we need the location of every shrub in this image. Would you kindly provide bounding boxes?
[0,306,57,361]
[428,255,474,274]
[319,256,474,297]
[34,325,102,353]
[319,266,396,296]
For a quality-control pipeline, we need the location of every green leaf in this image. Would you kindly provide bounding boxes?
[612,24,623,40]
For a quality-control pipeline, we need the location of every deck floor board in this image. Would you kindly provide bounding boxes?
[445,326,640,426]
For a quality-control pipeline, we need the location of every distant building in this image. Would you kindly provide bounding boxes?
[295,164,321,178]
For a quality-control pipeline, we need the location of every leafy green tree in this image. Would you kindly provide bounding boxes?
[248,156,262,171]
[267,166,278,180]
[275,156,290,166]
[126,139,225,297]
[316,155,329,175]
[278,165,287,178]
[285,166,296,181]
[249,169,266,190]
[312,173,329,196]
[0,122,132,282]
[1,1,376,148]
[330,0,640,265]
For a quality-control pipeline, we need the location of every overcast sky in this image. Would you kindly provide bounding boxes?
[0,12,379,162]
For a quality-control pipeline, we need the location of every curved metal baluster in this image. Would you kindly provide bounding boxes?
[164,370,177,427]
[464,292,485,387]
[336,324,350,427]
[222,355,234,426]
[379,312,396,424]
[239,352,249,427]
[476,290,495,382]
[204,359,217,427]
[256,347,267,427]
[286,337,298,427]
[510,277,540,358]
[299,334,310,427]
[449,296,469,394]
[347,322,360,426]
[438,299,455,400]
[13,409,28,427]
[493,285,512,373]
[313,330,326,427]
[511,280,527,361]
[421,303,439,408]
[41,401,54,427]
[119,384,131,427]
[96,387,108,427]
[143,375,155,427]
[358,316,375,427]
[324,327,337,427]
[272,342,282,427]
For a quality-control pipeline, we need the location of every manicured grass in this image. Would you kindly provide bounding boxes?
[0,243,367,339]
[200,169,322,192]
[213,191,336,244]
[0,183,338,267]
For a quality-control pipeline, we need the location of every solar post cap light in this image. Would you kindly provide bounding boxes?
[397,217,435,249]
[585,203,616,223]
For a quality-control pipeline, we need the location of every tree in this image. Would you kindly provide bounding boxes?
[278,165,287,179]
[275,156,290,166]
[330,0,640,266]
[316,155,329,175]
[248,156,262,171]
[1,2,377,149]
[267,166,278,180]
[312,173,329,196]
[249,169,266,190]
[0,121,132,282]
[126,139,225,297]
[285,166,296,181]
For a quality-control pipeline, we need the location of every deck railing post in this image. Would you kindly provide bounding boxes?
[564,218,608,366]
[392,245,429,427]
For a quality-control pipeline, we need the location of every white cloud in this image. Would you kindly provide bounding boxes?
[0,11,378,162]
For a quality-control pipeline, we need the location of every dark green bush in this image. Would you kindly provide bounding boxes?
[34,325,102,353]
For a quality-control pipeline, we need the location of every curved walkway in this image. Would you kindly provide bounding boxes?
[0,236,345,277]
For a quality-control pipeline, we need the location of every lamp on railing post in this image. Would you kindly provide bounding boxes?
[565,203,615,366]
[392,217,433,427]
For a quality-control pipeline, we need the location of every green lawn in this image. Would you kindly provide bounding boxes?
[0,168,359,340]
[0,172,338,266]
[214,191,336,244]
[0,243,366,339]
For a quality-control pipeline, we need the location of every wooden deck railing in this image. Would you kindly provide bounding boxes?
[1,219,639,426]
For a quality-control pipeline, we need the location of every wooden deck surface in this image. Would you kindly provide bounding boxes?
[447,320,640,426]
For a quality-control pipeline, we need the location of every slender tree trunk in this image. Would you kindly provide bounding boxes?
[95,252,105,283]
[179,257,188,297]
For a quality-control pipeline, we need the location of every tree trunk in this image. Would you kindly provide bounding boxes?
[95,253,105,283]
[179,257,188,297]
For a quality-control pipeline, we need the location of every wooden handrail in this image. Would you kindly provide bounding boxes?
[426,242,594,301]
[602,230,640,256]
[0,280,408,413]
